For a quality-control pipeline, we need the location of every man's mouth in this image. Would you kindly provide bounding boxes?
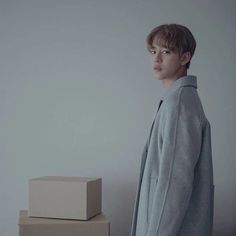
[154,66,162,71]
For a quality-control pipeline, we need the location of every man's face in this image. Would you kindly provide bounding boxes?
[149,41,188,85]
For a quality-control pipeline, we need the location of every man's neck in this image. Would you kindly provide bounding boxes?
[161,71,187,87]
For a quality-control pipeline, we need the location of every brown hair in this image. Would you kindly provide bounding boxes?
[146,23,196,69]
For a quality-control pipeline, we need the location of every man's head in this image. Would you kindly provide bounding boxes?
[146,23,196,70]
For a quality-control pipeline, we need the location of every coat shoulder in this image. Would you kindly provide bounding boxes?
[162,86,204,124]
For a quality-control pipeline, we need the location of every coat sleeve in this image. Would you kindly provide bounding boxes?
[146,92,202,236]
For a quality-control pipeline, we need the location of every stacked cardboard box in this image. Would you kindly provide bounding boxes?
[18,176,110,236]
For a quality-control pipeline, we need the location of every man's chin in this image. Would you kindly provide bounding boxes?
[154,74,164,80]
[153,70,164,79]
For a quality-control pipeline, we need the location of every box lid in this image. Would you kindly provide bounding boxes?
[29,176,101,183]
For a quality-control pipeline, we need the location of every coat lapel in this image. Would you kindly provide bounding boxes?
[147,100,163,148]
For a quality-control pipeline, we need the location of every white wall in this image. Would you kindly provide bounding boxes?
[0,0,235,235]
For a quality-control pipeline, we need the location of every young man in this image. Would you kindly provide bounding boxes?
[130,24,214,236]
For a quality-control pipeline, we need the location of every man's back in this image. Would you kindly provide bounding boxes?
[131,75,214,236]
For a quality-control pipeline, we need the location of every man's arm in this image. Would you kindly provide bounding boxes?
[146,91,202,236]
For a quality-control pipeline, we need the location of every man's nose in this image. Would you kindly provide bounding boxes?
[154,51,162,62]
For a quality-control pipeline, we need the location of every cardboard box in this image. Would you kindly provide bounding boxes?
[19,210,110,236]
[29,176,101,220]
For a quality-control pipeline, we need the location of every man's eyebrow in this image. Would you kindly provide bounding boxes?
[150,46,169,50]
[150,46,160,50]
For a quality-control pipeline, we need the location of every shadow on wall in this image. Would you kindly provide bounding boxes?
[212,191,236,236]
[214,229,236,236]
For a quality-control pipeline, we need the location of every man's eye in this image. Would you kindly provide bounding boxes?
[162,50,170,54]
[150,50,156,54]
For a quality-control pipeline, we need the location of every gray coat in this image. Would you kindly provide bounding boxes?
[130,75,214,236]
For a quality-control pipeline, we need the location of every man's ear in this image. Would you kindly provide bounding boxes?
[180,51,191,66]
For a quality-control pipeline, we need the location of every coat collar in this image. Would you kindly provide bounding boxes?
[160,75,197,101]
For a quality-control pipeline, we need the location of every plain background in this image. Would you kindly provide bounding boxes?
[0,0,235,235]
